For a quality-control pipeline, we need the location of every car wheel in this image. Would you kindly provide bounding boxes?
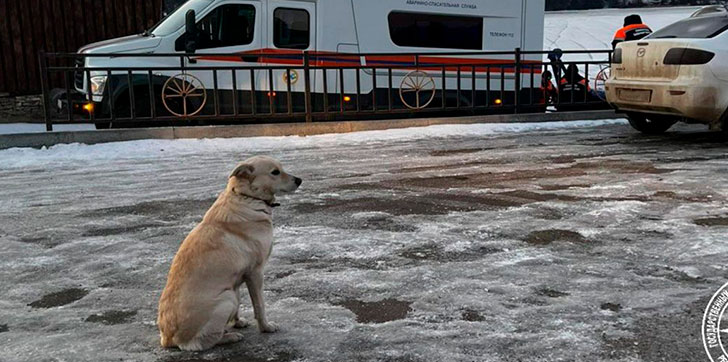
[720,109,728,136]
[626,113,677,134]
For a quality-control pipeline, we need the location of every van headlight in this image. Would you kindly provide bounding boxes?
[90,76,108,96]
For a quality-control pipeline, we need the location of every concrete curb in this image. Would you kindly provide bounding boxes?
[0,110,621,149]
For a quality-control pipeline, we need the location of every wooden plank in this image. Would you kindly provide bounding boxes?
[49,0,67,52]
[103,0,116,40]
[39,0,61,89]
[59,0,75,56]
[153,0,162,23]
[134,0,146,33]
[72,0,87,47]
[0,0,163,94]
[18,0,40,92]
[7,0,27,92]
[114,0,127,36]
[0,0,17,93]
[143,0,155,29]
[29,0,47,89]
[94,0,107,40]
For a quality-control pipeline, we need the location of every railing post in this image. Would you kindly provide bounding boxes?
[39,51,53,132]
[514,47,521,114]
[303,51,313,123]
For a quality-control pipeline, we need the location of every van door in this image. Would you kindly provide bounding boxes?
[267,0,316,113]
[188,0,263,115]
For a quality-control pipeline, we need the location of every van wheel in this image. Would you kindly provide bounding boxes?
[626,113,677,134]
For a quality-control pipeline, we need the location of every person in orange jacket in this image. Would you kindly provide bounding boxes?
[541,70,558,104]
[559,64,590,91]
[612,14,652,49]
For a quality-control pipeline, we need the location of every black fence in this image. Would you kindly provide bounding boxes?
[39,49,613,130]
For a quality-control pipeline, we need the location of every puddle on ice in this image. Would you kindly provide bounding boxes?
[337,299,413,324]
[28,288,89,308]
[524,229,587,245]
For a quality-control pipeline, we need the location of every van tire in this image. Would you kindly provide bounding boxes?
[626,113,677,134]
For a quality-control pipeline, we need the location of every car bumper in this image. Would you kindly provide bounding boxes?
[605,79,725,123]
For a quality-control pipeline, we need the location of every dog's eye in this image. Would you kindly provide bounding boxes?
[271,170,280,176]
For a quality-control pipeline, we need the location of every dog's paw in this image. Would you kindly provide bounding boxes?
[234,318,250,329]
[219,332,244,345]
[258,322,279,333]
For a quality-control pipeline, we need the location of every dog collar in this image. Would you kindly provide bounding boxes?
[232,188,279,208]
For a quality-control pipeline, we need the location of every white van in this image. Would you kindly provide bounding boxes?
[70,0,545,124]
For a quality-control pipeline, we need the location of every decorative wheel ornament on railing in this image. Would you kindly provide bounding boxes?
[162,73,207,117]
[594,66,611,101]
[399,70,436,110]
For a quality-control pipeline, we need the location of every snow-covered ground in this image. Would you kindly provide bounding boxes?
[2,119,728,361]
[0,123,95,135]
[545,6,700,52]
[544,6,700,81]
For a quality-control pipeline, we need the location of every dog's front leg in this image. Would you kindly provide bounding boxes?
[246,269,278,333]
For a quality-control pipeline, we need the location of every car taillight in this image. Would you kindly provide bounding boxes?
[612,48,622,64]
[663,48,715,65]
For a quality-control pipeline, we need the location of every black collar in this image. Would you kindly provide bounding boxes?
[246,194,280,208]
[232,188,280,208]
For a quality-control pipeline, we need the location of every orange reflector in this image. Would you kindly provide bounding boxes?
[494,99,503,105]
[267,91,277,97]
[344,96,352,102]
[83,103,95,113]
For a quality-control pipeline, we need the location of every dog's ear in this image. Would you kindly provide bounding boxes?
[230,163,255,179]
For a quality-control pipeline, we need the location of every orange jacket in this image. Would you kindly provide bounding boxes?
[559,77,591,92]
[612,24,652,48]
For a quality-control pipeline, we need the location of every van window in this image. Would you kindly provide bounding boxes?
[649,15,728,39]
[196,4,256,50]
[274,8,310,49]
[388,12,483,50]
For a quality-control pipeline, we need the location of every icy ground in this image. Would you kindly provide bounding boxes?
[2,120,728,361]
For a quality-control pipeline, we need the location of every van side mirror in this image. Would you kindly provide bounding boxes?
[185,10,198,54]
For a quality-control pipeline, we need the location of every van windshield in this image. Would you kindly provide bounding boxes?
[151,0,214,37]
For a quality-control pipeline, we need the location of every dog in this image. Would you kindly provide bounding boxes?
[158,156,302,351]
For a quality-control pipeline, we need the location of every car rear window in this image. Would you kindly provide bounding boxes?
[649,15,728,39]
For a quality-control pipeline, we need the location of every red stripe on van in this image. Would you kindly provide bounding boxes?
[195,49,539,74]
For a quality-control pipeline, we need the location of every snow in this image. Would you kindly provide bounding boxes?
[545,6,700,53]
[0,123,94,135]
[0,119,627,169]
[544,6,701,80]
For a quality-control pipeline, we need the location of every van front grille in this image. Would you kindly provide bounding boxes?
[74,57,85,89]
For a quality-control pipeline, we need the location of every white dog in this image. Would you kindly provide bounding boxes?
[158,156,301,351]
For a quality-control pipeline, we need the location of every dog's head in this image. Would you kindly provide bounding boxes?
[228,156,302,205]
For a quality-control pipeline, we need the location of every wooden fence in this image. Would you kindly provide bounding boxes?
[0,0,163,95]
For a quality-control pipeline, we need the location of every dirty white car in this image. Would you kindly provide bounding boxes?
[606,6,728,134]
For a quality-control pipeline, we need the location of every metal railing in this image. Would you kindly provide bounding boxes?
[39,48,613,130]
